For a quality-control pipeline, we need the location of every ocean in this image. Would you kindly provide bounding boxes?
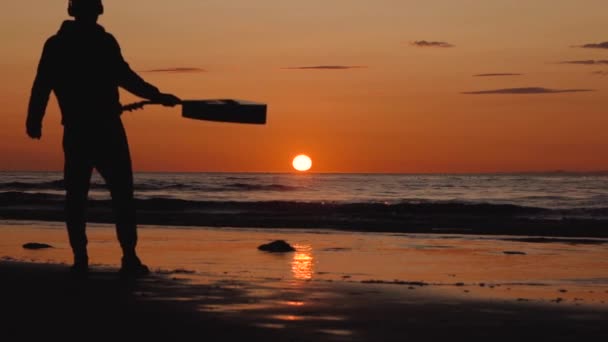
[1,172,607,236]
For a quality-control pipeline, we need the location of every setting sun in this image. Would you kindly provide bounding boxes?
[292,155,312,172]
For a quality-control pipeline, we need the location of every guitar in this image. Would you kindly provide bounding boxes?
[120,99,267,125]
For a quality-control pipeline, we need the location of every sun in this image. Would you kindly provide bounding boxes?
[292,155,312,172]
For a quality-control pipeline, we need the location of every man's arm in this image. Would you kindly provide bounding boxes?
[27,39,54,140]
[111,36,180,105]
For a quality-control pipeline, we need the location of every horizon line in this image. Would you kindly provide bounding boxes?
[1,170,607,176]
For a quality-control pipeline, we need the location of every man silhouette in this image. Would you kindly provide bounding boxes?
[27,0,180,275]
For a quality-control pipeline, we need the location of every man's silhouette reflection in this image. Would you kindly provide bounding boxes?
[27,0,180,275]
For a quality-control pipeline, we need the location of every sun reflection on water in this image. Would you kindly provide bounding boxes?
[291,244,314,280]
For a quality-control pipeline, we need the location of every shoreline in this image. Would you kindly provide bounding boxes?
[2,210,607,238]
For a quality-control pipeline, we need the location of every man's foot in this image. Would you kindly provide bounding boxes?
[70,257,89,277]
[119,256,150,277]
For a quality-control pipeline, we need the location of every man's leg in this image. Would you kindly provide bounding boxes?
[63,130,94,271]
[95,120,148,274]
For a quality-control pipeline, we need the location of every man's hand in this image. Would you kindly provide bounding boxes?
[154,93,181,107]
[26,119,42,140]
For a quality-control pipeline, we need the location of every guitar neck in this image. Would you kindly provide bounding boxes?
[121,100,156,112]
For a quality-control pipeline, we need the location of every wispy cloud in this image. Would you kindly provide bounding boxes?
[577,41,608,49]
[463,87,594,95]
[473,73,522,77]
[592,71,608,76]
[143,67,206,73]
[282,65,368,70]
[559,60,608,65]
[410,40,454,48]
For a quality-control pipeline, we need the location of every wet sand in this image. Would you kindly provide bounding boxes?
[2,261,608,341]
[2,221,608,341]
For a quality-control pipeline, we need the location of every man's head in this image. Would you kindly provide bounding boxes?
[68,0,104,23]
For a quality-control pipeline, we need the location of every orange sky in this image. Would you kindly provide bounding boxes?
[1,0,607,173]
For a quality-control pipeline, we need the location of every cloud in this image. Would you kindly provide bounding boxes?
[143,67,206,73]
[410,40,454,48]
[473,73,522,77]
[282,65,367,70]
[462,87,594,95]
[578,41,608,49]
[592,71,608,76]
[559,60,608,65]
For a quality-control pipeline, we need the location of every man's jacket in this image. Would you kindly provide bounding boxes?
[28,20,160,127]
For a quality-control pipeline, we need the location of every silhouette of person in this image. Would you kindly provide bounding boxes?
[26,0,180,275]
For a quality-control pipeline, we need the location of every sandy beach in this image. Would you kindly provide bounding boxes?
[4,0,608,340]
[2,221,607,341]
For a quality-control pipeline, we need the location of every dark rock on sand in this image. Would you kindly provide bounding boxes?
[258,240,296,253]
[23,243,53,250]
[503,251,527,255]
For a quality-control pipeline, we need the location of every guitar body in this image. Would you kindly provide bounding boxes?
[182,100,267,125]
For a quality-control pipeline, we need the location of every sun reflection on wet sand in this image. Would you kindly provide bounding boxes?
[282,300,305,307]
[291,244,314,280]
[271,314,304,321]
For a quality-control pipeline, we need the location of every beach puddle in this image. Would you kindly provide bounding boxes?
[252,323,286,329]
[317,329,354,337]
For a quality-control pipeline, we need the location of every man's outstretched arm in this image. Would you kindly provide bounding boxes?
[27,39,54,140]
[111,36,180,106]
